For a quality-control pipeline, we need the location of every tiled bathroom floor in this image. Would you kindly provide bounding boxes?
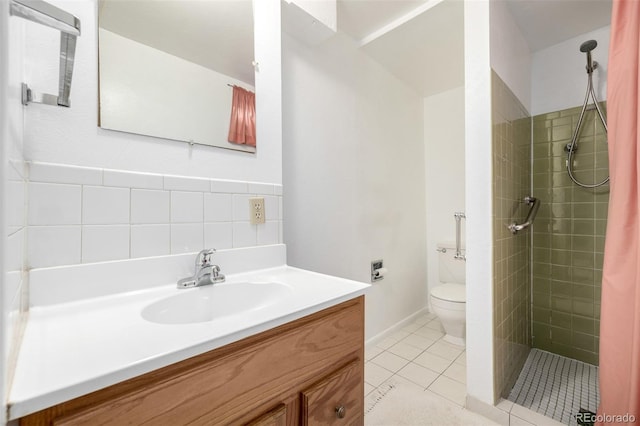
[364,313,495,425]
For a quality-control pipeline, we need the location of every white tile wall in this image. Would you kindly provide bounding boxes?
[28,162,102,186]
[26,162,283,268]
[170,191,203,223]
[131,189,170,224]
[131,224,170,258]
[164,175,210,192]
[82,225,130,263]
[204,193,233,222]
[171,223,204,254]
[211,180,248,194]
[204,223,233,249]
[233,222,257,248]
[82,186,130,225]
[264,195,279,221]
[103,169,163,189]
[28,183,81,225]
[28,226,81,268]
[232,194,252,221]
[248,182,275,195]
[6,229,24,272]
[7,180,24,227]
[257,221,279,246]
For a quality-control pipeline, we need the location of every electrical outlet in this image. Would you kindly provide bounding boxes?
[249,197,265,224]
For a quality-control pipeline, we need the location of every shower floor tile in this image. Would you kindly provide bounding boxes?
[507,349,599,425]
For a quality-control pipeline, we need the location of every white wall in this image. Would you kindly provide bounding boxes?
[98,29,255,153]
[285,0,336,31]
[3,2,28,424]
[424,86,465,297]
[0,2,8,422]
[531,25,610,116]
[490,0,532,112]
[282,32,427,340]
[464,0,495,406]
[21,0,281,184]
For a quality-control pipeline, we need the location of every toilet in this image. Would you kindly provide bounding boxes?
[430,243,466,347]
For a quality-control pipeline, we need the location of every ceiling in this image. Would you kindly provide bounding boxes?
[504,0,612,52]
[98,0,613,98]
[358,1,464,99]
[98,0,255,85]
[337,0,612,97]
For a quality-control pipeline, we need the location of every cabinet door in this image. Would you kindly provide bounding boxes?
[301,360,363,426]
[246,404,287,426]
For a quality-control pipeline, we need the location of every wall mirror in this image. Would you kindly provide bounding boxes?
[97,0,256,153]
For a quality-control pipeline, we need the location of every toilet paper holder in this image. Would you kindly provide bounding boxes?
[371,260,387,282]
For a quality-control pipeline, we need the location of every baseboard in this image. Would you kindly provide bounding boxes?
[365,306,430,347]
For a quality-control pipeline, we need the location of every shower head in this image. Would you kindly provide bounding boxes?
[580,40,598,73]
[580,40,598,53]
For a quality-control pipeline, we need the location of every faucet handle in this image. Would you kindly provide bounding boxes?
[196,248,216,267]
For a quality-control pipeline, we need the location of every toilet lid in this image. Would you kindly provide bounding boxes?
[431,283,466,303]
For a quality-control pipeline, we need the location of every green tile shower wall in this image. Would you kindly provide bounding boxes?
[492,71,531,400]
[531,103,608,366]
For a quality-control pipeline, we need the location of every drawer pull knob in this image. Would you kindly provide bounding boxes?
[335,405,346,419]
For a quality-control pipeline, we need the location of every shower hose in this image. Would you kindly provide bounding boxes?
[565,52,609,188]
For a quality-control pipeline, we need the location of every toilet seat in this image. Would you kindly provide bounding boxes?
[431,283,465,303]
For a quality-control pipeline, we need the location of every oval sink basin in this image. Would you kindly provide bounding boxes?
[142,282,291,325]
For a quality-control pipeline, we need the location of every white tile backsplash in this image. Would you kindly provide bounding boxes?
[103,169,163,189]
[28,226,81,268]
[82,186,130,224]
[248,182,274,195]
[233,222,257,248]
[29,162,103,185]
[171,223,204,254]
[264,195,279,221]
[211,179,248,194]
[7,179,25,227]
[82,225,130,263]
[6,228,24,272]
[171,191,204,223]
[28,183,81,225]
[204,222,233,249]
[131,189,170,224]
[25,163,282,266]
[204,193,233,222]
[131,225,170,258]
[164,175,210,192]
[232,194,252,221]
[257,221,279,246]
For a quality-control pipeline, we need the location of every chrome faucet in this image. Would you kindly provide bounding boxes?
[177,249,225,289]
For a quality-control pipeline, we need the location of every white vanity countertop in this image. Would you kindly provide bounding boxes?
[8,265,369,420]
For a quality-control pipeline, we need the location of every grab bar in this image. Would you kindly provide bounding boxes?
[508,196,540,234]
[10,0,81,107]
[454,212,465,260]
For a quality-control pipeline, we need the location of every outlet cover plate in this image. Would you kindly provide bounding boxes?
[249,197,265,224]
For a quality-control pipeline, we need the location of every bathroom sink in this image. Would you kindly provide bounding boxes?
[141,281,292,325]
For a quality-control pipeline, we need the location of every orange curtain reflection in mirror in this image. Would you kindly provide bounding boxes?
[227,85,256,147]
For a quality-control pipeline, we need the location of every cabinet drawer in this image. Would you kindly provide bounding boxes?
[302,360,363,426]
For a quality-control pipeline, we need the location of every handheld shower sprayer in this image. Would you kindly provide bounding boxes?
[565,39,609,188]
[580,39,598,73]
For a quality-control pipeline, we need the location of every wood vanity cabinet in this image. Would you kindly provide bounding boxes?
[19,296,365,426]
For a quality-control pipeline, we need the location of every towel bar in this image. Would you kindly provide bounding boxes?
[10,0,81,107]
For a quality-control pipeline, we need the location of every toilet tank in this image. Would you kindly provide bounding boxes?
[437,243,466,284]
